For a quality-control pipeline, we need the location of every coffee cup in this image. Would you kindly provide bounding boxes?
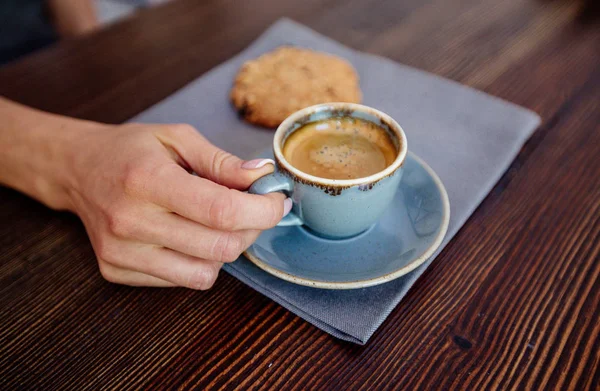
[249,102,408,239]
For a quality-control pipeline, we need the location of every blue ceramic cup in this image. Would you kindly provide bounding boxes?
[249,103,408,239]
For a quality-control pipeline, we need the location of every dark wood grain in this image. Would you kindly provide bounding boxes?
[1,0,599,389]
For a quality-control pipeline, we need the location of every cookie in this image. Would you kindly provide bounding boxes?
[230,46,362,128]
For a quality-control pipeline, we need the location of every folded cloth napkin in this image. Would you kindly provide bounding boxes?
[130,18,541,344]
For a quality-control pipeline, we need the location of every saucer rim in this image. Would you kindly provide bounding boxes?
[243,151,450,290]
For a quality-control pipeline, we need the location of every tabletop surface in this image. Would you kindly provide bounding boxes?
[1,0,599,389]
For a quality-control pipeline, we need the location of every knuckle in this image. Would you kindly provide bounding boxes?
[171,123,197,137]
[106,205,135,238]
[95,235,116,264]
[210,149,236,179]
[212,232,244,263]
[122,161,149,196]
[97,261,120,284]
[187,266,219,290]
[207,194,236,230]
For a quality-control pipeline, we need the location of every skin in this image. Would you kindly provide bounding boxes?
[0,97,289,289]
[47,0,100,37]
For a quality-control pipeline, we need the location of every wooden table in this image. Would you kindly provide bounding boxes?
[1,0,599,389]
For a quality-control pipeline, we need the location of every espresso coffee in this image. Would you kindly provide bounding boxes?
[282,117,397,179]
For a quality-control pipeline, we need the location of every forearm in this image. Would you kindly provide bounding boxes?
[0,97,101,210]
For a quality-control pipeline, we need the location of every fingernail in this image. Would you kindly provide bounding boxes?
[241,158,275,170]
[283,198,293,217]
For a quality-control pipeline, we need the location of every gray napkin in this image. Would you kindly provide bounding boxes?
[130,18,541,344]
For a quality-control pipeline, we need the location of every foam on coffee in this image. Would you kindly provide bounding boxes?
[282,117,397,180]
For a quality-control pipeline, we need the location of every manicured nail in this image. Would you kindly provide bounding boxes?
[283,198,293,217]
[241,158,275,170]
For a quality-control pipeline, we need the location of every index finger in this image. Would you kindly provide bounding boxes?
[151,164,288,231]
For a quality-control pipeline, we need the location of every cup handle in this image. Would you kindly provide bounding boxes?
[249,171,303,227]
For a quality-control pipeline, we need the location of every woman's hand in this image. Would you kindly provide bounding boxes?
[64,123,289,289]
[0,98,282,289]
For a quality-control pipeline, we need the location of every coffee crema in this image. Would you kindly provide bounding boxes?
[282,117,397,180]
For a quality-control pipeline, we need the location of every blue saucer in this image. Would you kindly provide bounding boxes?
[243,152,450,289]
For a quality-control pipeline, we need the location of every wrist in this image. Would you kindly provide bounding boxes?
[36,119,111,212]
[0,98,111,211]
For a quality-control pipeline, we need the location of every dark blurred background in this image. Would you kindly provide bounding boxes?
[0,0,597,67]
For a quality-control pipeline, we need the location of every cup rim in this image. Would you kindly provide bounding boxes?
[273,102,408,186]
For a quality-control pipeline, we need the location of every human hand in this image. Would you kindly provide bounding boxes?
[64,123,289,289]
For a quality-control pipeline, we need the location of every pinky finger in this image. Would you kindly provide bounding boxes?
[98,261,177,287]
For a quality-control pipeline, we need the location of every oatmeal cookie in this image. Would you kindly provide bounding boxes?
[230,47,362,128]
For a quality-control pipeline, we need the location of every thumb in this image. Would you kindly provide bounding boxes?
[203,150,276,190]
[157,124,275,190]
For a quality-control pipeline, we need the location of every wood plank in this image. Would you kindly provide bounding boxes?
[0,0,598,389]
